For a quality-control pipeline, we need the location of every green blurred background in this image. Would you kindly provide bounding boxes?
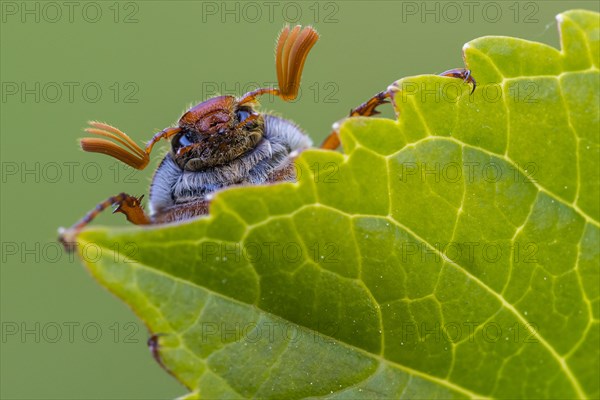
[1,1,597,398]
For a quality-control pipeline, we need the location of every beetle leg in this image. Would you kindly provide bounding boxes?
[320,129,343,150]
[320,90,392,150]
[348,90,393,118]
[147,333,169,371]
[58,193,150,251]
[321,69,476,150]
[440,68,476,94]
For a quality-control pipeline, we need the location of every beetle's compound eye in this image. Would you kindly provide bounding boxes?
[235,108,251,123]
[172,131,194,153]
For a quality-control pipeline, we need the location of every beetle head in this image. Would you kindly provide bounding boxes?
[172,95,263,170]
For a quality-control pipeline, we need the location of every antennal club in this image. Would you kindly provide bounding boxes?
[80,122,180,170]
[239,25,319,105]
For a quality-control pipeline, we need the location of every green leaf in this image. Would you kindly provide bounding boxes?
[76,9,599,399]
